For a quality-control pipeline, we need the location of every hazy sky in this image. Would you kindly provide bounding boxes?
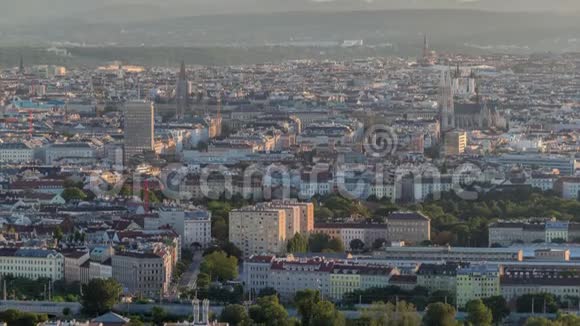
[2,0,580,24]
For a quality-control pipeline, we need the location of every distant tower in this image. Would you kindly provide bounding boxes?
[439,70,455,132]
[175,61,189,119]
[124,101,155,166]
[422,33,429,62]
[18,55,24,74]
[452,63,477,98]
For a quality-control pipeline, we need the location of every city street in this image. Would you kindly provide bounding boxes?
[178,250,202,289]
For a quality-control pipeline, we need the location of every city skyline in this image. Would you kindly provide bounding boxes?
[1,2,580,325]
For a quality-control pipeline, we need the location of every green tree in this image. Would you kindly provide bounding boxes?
[361,301,421,326]
[482,296,510,325]
[516,293,559,314]
[0,310,48,326]
[308,233,332,252]
[258,287,278,298]
[328,238,345,252]
[372,238,386,250]
[315,207,334,221]
[211,218,229,242]
[466,299,493,326]
[127,319,145,326]
[294,289,321,326]
[423,302,457,326]
[249,295,289,326]
[200,251,238,282]
[524,315,580,326]
[203,243,241,260]
[557,314,580,326]
[428,290,455,307]
[309,300,345,326]
[151,306,167,325]
[73,230,85,243]
[53,226,64,243]
[349,239,365,251]
[81,278,122,316]
[196,272,211,289]
[318,194,370,218]
[220,304,249,326]
[287,233,309,253]
[62,187,87,202]
[220,242,243,261]
[524,317,554,326]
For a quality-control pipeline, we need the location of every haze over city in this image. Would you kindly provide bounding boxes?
[3,0,580,24]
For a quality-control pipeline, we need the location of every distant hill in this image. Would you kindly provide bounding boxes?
[2,0,580,25]
[3,9,579,54]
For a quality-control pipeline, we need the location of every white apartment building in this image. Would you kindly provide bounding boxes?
[0,143,34,163]
[369,183,396,202]
[299,180,332,199]
[112,251,172,298]
[183,211,212,248]
[157,208,212,248]
[244,255,398,302]
[528,173,556,192]
[229,206,287,257]
[244,256,332,301]
[45,143,95,165]
[0,248,64,281]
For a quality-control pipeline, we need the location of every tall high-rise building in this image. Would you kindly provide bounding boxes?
[175,61,189,119]
[421,33,435,66]
[18,55,24,74]
[124,101,154,165]
[444,130,467,156]
[422,33,429,62]
[439,70,455,132]
[229,206,287,257]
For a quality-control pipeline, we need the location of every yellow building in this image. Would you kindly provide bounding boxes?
[330,271,360,301]
[329,264,397,301]
[456,265,500,308]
